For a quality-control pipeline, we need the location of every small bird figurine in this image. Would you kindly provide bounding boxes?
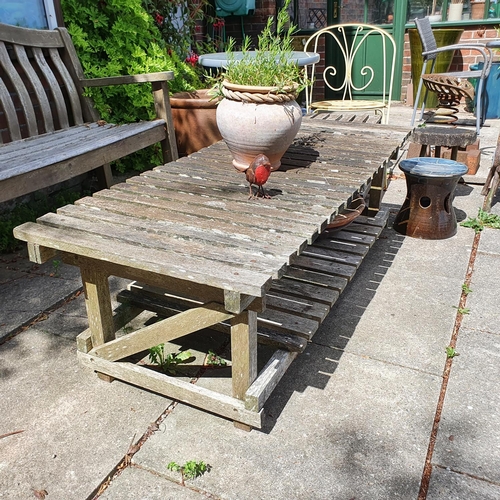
[245,154,272,199]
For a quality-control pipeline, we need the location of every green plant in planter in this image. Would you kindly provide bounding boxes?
[210,0,310,173]
[61,0,203,173]
[212,0,309,93]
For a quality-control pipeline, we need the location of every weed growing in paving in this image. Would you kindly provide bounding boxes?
[453,306,470,315]
[461,208,500,233]
[148,345,192,374]
[167,460,210,485]
[446,346,459,358]
[461,283,472,295]
[205,349,227,367]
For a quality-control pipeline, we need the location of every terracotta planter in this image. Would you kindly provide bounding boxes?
[216,81,302,172]
[170,89,222,157]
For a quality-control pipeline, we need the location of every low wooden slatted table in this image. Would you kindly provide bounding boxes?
[13,120,410,430]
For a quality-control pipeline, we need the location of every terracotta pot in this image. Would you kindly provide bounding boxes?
[170,89,222,156]
[216,81,302,171]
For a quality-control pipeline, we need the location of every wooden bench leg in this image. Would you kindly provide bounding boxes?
[481,133,500,212]
[230,310,258,431]
[95,163,113,190]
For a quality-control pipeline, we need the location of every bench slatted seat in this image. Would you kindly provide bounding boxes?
[0,23,177,204]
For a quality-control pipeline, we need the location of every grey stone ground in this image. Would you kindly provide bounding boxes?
[1,104,500,499]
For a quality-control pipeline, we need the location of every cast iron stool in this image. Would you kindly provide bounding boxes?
[393,157,468,239]
[411,126,477,160]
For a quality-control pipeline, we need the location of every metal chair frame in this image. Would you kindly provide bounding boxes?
[303,23,396,124]
[410,16,493,135]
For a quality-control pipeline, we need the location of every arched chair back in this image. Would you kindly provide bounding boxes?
[303,24,396,124]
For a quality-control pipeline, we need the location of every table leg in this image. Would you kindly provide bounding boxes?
[230,310,258,430]
[80,266,116,382]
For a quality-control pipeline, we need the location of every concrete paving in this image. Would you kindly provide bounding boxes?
[1,104,500,499]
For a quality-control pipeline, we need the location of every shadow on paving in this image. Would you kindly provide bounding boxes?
[254,202,406,432]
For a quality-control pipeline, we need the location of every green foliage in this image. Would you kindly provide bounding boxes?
[0,190,88,254]
[461,283,472,295]
[143,0,224,62]
[205,349,227,367]
[148,344,192,374]
[446,346,459,358]
[60,0,204,173]
[460,208,500,233]
[214,0,308,92]
[453,306,470,315]
[167,460,210,485]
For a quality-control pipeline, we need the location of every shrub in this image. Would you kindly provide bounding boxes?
[60,0,203,172]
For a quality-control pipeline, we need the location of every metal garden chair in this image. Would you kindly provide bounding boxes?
[410,16,493,135]
[303,24,396,124]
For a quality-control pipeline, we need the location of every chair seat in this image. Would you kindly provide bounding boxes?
[311,100,387,112]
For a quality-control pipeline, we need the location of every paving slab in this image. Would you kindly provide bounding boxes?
[461,250,500,334]
[99,465,204,499]
[133,345,441,500]
[431,327,500,484]
[0,250,82,342]
[0,328,171,500]
[427,466,500,500]
[314,199,472,376]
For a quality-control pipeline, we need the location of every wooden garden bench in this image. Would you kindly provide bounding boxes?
[0,23,178,204]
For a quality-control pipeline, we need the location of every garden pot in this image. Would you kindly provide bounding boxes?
[409,28,463,109]
[170,89,222,157]
[470,62,500,119]
[448,2,464,21]
[216,81,302,172]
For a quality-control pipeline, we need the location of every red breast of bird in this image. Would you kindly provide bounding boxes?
[250,154,271,186]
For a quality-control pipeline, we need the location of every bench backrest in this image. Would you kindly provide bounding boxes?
[0,23,97,144]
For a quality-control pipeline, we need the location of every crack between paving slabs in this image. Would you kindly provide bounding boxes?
[417,229,481,500]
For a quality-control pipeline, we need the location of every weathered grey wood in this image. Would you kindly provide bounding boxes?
[116,288,307,352]
[245,350,298,412]
[13,117,406,426]
[14,223,273,298]
[266,292,330,322]
[0,22,177,202]
[258,308,319,340]
[91,303,234,362]
[76,302,142,354]
[80,71,174,86]
[77,351,263,428]
[80,266,115,347]
[482,132,500,212]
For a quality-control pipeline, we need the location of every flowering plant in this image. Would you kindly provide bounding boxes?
[143,0,226,81]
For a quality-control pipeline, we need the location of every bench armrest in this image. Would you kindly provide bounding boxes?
[80,71,174,88]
